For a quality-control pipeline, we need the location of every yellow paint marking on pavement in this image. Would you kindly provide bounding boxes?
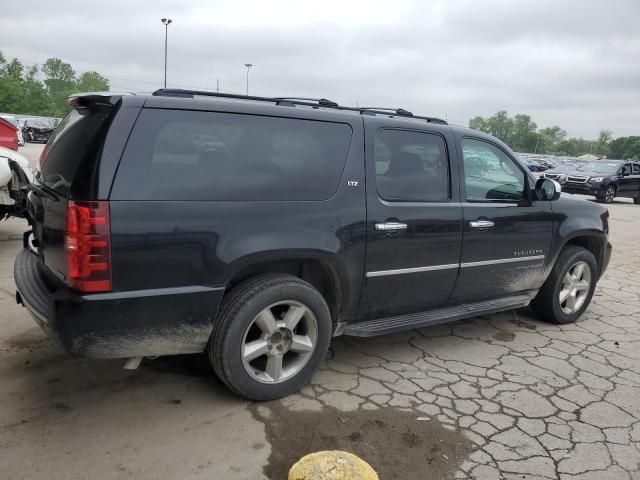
[288,450,378,480]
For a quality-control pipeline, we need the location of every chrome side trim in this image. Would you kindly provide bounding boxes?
[366,255,545,277]
[461,255,545,268]
[366,263,459,278]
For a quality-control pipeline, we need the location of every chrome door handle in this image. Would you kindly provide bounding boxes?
[470,220,495,228]
[375,222,408,231]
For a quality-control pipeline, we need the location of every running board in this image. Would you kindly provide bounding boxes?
[337,295,531,337]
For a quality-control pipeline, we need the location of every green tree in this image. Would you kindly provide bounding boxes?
[42,57,77,116]
[468,111,618,157]
[537,126,567,153]
[592,129,613,156]
[3,58,24,81]
[75,71,109,92]
[468,116,489,133]
[511,114,538,152]
[0,51,109,117]
[609,136,640,160]
[0,55,23,112]
[487,111,514,144]
[0,77,23,112]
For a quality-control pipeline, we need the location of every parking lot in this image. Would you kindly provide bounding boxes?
[1,144,639,479]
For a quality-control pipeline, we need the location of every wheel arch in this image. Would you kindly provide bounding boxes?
[225,255,346,324]
[557,231,607,277]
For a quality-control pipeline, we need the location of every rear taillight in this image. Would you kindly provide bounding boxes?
[65,200,112,292]
[38,144,49,168]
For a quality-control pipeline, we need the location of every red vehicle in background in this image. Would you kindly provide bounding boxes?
[0,117,18,151]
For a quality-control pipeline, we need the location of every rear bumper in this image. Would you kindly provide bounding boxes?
[14,248,224,358]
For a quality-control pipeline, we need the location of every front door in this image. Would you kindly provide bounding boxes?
[452,136,552,302]
[631,163,640,198]
[617,163,637,196]
[360,123,463,319]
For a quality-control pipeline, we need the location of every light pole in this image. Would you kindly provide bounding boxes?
[161,18,173,88]
[244,63,252,95]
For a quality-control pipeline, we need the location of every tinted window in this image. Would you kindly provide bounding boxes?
[462,138,525,202]
[39,108,112,196]
[374,129,449,201]
[633,164,640,175]
[112,109,352,201]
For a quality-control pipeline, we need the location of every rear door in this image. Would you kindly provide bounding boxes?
[452,135,552,302]
[360,119,463,319]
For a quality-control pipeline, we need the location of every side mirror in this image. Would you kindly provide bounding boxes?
[535,178,561,201]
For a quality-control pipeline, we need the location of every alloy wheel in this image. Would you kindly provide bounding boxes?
[605,186,615,203]
[559,261,592,315]
[241,301,318,384]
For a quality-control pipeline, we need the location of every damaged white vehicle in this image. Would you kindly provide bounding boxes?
[0,146,33,220]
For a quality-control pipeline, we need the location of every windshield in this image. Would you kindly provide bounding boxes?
[578,162,621,174]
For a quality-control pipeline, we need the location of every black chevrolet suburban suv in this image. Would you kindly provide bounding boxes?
[15,90,612,400]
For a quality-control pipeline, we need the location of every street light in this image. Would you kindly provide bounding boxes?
[244,63,253,95]
[161,18,173,88]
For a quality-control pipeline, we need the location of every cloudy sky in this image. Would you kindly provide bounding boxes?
[1,0,638,138]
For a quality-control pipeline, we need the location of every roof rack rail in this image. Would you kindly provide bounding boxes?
[274,97,339,108]
[152,88,447,124]
[359,107,414,117]
[153,88,274,103]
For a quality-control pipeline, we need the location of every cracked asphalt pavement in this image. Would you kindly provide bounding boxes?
[1,144,639,479]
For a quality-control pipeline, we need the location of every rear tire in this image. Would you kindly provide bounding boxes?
[634,196,640,205]
[210,274,332,401]
[531,246,598,324]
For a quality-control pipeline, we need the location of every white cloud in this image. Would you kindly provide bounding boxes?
[0,0,638,137]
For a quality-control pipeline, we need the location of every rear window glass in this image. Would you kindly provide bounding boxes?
[112,109,353,201]
[39,109,112,196]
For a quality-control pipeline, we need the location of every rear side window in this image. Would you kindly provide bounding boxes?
[374,129,450,202]
[633,164,640,175]
[39,109,112,196]
[112,109,353,201]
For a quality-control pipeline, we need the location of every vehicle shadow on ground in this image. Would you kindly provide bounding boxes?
[2,326,237,417]
[1,327,268,480]
[4,306,543,411]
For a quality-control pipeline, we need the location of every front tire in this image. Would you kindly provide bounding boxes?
[597,185,616,203]
[210,274,332,400]
[634,196,640,205]
[531,246,598,324]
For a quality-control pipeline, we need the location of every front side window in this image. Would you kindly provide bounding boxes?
[462,138,525,202]
[374,129,449,202]
[622,164,633,176]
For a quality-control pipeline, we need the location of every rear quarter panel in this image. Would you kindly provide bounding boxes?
[109,107,367,319]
